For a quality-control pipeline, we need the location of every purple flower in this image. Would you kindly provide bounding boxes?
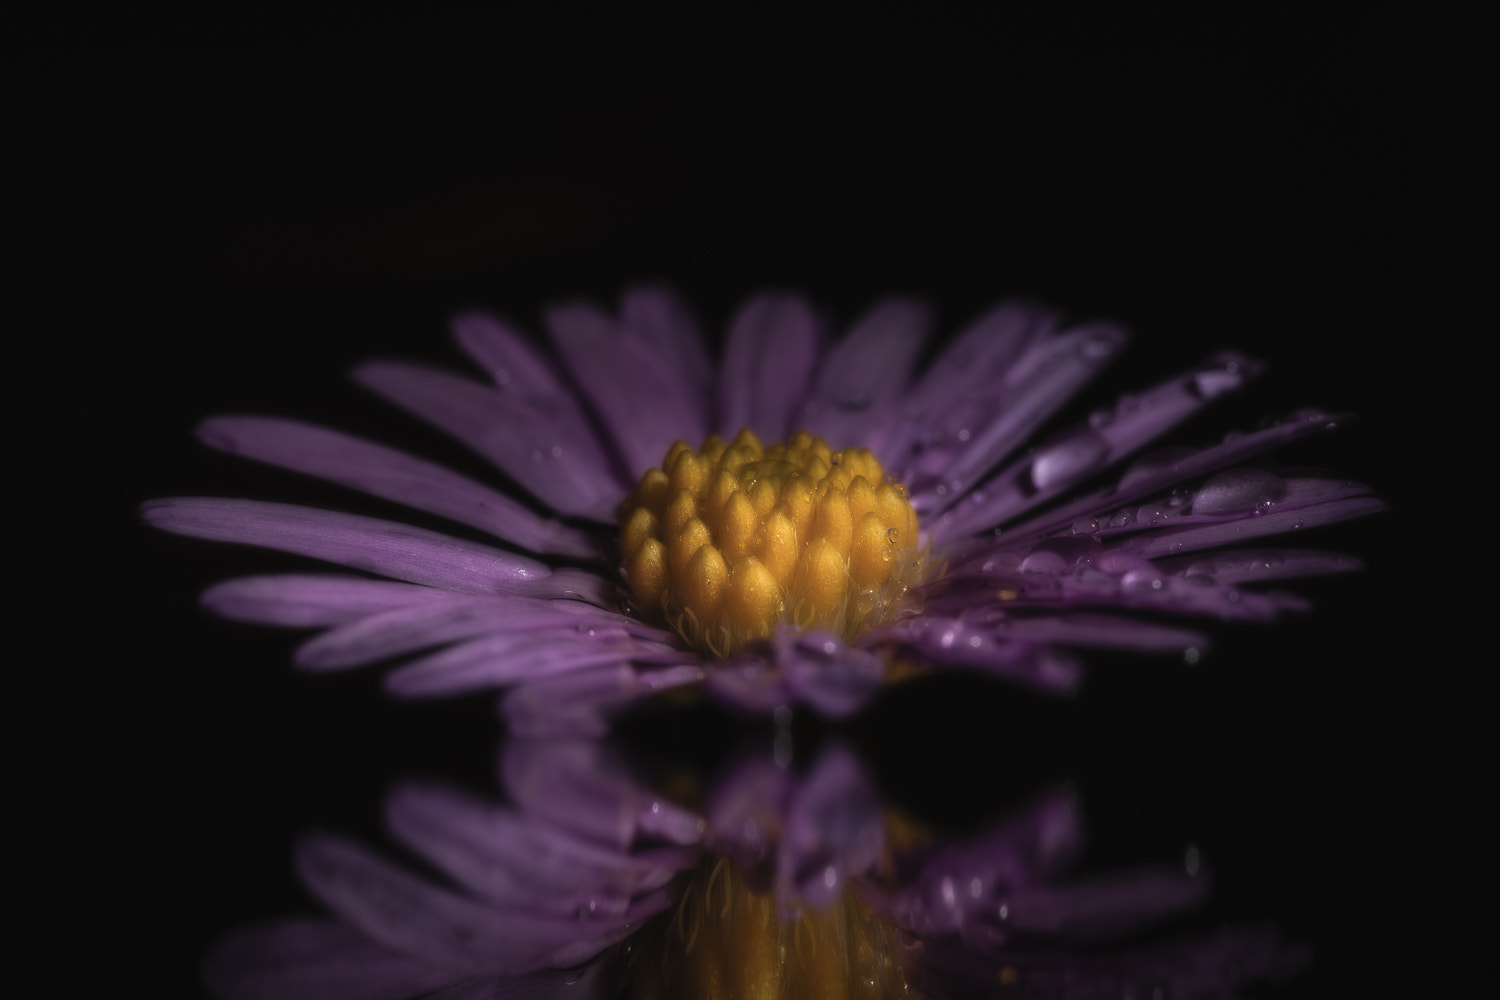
[203,740,1303,999]
[143,287,1382,727]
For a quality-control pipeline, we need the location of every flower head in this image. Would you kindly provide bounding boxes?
[144,287,1381,727]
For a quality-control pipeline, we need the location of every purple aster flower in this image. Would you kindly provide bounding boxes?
[204,739,1303,999]
[143,287,1382,727]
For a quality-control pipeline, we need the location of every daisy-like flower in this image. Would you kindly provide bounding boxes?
[204,739,1303,999]
[143,287,1382,727]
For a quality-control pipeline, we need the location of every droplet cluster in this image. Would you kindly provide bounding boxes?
[618,429,923,658]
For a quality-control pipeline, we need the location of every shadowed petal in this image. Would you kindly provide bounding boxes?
[201,917,455,1000]
[546,301,708,478]
[355,361,623,521]
[717,292,825,440]
[800,297,930,451]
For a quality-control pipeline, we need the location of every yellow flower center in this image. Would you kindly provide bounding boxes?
[621,855,920,1000]
[618,429,923,659]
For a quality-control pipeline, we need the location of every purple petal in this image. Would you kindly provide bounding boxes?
[982,408,1357,547]
[383,630,676,698]
[781,632,886,717]
[780,744,885,908]
[500,662,703,738]
[926,353,1264,543]
[1157,547,1364,584]
[621,285,714,420]
[200,575,453,628]
[717,292,825,440]
[384,782,691,917]
[501,740,704,850]
[1109,495,1386,560]
[294,834,659,975]
[202,917,456,1000]
[799,297,931,450]
[999,866,1210,942]
[198,416,600,559]
[451,312,571,397]
[876,616,1084,694]
[354,361,623,521]
[911,322,1129,516]
[888,789,1082,936]
[881,301,1055,482]
[295,596,667,672]
[142,498,553,595]
[545,301,708,478]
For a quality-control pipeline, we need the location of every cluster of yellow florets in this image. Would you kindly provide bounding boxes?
[618,428,922,658]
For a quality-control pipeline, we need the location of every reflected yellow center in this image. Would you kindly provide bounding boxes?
[622,855,920,1000]
[618,429,923,658]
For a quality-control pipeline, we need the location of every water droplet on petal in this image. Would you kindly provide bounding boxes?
[1108,507,1136,529]
[1031,428,1110,491]
[1020,549,1068,574]
[1071,516,1100,536]
[1122,567,1164,592]
[1079,331,1119,361]
[1191,367,1244,399]
[1192,468,1287,515]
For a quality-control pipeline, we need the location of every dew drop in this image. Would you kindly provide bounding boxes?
[1190,365,1245,400]
[887,527,900,543]
[1020,549,1067,575]
[1108,507,1136,529]
[1071,516,1100,536]
[1030,428,1110,491]
[1192,468,1287,516]
[1183,646,1201,665]
[1079,331,1119,361]
[1121,568,1164,592]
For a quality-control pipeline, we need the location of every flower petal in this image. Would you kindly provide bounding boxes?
[384,782,691,917]
[142,498,557,595]
[545,301,708,478]
[925,353,1265,542]
[198,416,600,558]
[717,292,825,440]
[200,574,452,627]
[800,297,930,450]
[201,917,455,1000]
[294,595,665,672]
[354,360,623,521]
[909,322,1129,516]
[294,833,660,975]
[621,285,714,420]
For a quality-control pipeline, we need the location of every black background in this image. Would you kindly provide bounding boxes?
[17,10,1440,998]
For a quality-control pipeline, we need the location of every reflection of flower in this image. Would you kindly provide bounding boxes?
[144,288,1381,725]
[205,741,1301,999]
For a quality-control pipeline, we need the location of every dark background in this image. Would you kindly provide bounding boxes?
[17,10,1437,998]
